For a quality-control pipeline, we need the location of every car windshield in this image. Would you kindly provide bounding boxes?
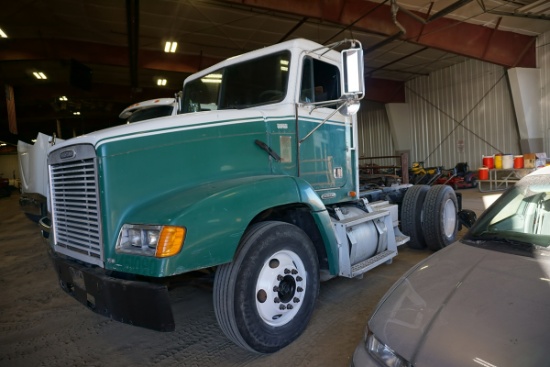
[466,174,550,248]
[180,51,291,113]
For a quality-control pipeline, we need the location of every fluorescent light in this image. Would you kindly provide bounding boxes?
[33,71,47,80]
[164,41,177,53]
[201,78,222,84]
[201,73,222,84]
[157,79,167,86]
[0,28,7,38]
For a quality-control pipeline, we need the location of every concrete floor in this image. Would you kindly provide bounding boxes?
[0,188,498,367]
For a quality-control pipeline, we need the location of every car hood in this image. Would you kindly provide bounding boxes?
[369,242,550,367]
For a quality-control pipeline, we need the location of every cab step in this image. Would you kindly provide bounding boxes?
[350,249,397,278]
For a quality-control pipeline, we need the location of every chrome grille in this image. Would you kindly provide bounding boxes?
[49,144,103,266]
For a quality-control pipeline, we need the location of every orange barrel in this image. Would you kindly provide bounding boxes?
[494,154,503,169]
[513,155,524,169]
[482,155,494,169]
[524,153,536,168]
[478,167,489,180]
[502,154,513,169]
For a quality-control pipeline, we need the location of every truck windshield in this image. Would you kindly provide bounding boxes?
[181,51,291,112]
[466,176,550,248]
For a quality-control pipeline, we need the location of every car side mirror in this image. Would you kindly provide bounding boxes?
[458,209,477,229]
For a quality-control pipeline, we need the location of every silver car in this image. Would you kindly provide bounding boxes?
[352,166,550,367]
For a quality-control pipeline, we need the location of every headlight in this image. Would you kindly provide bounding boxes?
[367,332,409,367]
[116,224,186,257]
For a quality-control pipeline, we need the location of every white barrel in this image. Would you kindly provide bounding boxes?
[502,154,513,169]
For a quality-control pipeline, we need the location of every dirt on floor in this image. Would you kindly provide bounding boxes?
[0,192,435,367]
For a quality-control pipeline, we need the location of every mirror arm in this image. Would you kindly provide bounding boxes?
[301,98,344,114]
[299,101,347,145]
[307,39,363,57]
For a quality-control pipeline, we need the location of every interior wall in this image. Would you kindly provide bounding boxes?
[405,59,520,169]
[538,30,550,156]
[357,58,525,171]
[0,154,20,181]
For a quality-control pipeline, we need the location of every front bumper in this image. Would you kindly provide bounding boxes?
[351,343,381,367]
[49,251,175,331]
[19,193,47,222]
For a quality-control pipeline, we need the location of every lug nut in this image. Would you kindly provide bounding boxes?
[287,304,294,310]
[293,297,300,303]
[296,276,303,281]
[279,304,286,310]
[284,268,290,274]
[277,275,283,281]
[273,286,279,292]
[297,287,303,292]
[274,297,281,303]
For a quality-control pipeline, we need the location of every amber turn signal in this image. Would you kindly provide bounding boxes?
[155,226,186,258]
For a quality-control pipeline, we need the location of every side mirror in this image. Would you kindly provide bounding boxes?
[341,48,365,99]
[458,209,477,229]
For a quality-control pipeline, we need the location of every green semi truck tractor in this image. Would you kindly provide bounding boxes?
[42,38,462,353]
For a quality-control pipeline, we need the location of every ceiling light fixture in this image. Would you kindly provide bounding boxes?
[0,28,7,38]
[73,111,81,115]
[157,78,167,86]
[33,72,47,80]
[164,41,177,53]
[59,96,68,101]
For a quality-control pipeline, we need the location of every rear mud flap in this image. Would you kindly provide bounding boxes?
[50,253,175,331]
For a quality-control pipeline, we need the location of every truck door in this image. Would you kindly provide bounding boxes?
[297,56,353,201]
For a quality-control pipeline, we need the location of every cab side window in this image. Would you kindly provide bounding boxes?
[300,57,340,105]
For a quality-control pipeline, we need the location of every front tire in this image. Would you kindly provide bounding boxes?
[213,221,320,353]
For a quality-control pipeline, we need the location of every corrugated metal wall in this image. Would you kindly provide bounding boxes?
[356,100,395,166]
[406,59,520,169]
[357,59,522,170]
[538,30,550,155]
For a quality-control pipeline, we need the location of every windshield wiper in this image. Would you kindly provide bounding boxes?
[464,233,541,256]
[471,234,531,246]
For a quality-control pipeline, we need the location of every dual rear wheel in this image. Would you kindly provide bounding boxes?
[401,184,459,251]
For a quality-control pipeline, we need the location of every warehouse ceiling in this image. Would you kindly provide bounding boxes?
[1,0,550,145]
